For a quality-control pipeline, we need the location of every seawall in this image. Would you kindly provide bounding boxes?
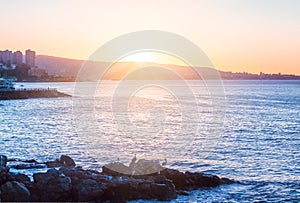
[0,88,71,100]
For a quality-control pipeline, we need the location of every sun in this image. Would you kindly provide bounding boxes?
[120,51,189,66]
[122,52,157,63]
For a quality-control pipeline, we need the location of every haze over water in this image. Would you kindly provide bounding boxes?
[0,80,299,202]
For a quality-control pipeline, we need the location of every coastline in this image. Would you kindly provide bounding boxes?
[0,155,234,202]
[22,78,300,82]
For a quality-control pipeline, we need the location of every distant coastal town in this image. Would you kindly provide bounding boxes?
[0,49,47,81]
[1,49,299,81]
[0,49,72,82]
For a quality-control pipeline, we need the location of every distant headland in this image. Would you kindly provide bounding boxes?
[1,50,299,81]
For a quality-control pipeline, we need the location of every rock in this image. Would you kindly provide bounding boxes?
[23,159,38,163]
[75,179,104,201]
[0,155,7,167]
[151,182,177,201]
[58,166,110,201]
[161,169,234,190]
[102,177,177,202]
[46,155,76,168]
[177,190,189,196]
[32,171,72,201]
[221,177,235,184]
[60,155,76,167]
[0,155,235,202]
[60,164,177,202]
[0,181,30,202]
[102,162,132,176]
[46,159,62,168]
[59,166,77,177]
[134,159,165,175]
[7,158,17,162]
[47,168,59,177]
[9,162,46,169]
[13,174,31,185]
[0,167,9,185]
[103,160,165,176]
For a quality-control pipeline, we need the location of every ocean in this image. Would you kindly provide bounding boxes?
[0,80,299,202]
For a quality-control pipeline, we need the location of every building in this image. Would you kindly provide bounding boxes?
[2,50,13,65]
[25,49,35,68]
[28,67,48,78]
[12,51,23,65]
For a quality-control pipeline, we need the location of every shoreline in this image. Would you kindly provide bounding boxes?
[0,155,234,202]
[20,78,300,82]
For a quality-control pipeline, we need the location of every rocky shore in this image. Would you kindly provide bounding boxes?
[0,155,234,202]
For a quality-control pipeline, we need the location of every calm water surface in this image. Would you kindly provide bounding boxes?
[0,80,299,202]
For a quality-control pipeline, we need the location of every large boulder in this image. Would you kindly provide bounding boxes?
[8,173,32,188]
[32,168,72,201]
[0,181,30,202]
[59,166,108,183]
[59,166,109,201]
[75,179,104,201]
[0,155,7,168]
[46,155,76,168]
[102,176,177,202]
[0,167,9,185]
[60,155,76,167]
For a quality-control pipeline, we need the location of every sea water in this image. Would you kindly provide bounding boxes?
[0,80,299,202]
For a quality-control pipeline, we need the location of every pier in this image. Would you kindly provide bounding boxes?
[0,88,71,100]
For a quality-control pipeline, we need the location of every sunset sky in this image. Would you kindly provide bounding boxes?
[0,0,299,74]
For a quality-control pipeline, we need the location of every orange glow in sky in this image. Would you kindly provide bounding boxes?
[122,53,158,63]
[120,52,187,67]
[0,0,299,74]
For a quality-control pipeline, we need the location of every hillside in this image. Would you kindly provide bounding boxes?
[36,55,219,80]
[36,55,300,81]
[36,55,83,77]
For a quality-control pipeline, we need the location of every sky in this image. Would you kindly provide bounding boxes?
[0,0,299,74]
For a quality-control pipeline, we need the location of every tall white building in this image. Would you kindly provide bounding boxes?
[2,50,13,64]
[25,49,35,67]
[13,51,23,65]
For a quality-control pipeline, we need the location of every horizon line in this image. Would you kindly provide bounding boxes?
[36,53,300,76]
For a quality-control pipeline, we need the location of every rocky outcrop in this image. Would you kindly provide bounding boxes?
[9,162,46,170]
[0,181,30,202]
[102,176,177,202]
[161,168,233,190]
[102,163,234,193]
[0,166,31,202]
[7,155,75,169]
[46,155,76,168]
[0,155,234,202]
[102,159,165,176]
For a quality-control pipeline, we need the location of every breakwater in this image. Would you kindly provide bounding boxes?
[0,88,71,100]
[0,155,234,202]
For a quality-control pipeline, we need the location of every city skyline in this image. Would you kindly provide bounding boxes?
[0,0,299,74]
[0,49,36,68]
